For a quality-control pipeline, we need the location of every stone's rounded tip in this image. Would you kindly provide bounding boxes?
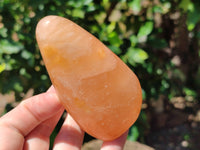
[36,15,61,45]
[36,15,76,48]
[36,15,57,34]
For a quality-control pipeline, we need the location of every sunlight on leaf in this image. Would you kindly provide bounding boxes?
[127,48,149,65]
[137,21,153,38]
[0,63,6,74]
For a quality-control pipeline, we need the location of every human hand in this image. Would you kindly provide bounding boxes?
[0,86,128,150]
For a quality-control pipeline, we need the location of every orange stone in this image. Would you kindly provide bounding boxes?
[36,16,142,141]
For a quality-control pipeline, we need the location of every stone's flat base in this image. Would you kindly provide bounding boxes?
[81,139,155,150]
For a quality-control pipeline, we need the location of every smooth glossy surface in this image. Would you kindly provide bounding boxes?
[36,15,142,141]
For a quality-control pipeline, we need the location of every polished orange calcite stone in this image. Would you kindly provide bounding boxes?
[36,16,142,141]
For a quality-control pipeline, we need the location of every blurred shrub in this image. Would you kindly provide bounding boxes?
[0,0,200,142]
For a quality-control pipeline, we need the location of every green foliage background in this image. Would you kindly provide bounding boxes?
[0,0,200,143]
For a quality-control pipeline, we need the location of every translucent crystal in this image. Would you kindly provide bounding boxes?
[36,16,142,141]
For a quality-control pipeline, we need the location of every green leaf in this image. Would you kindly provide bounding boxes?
[2,76,23,93]
[142,89,146,100]
[107,22,116,34]
[183,87,197,97]
[137,21,153,38]
[179,0,192,12]
[184,134,190,141]
[0,40,23,54]
[102,0,110,10]
[187,4,200,31]
[108,32,123,47]
[4,58,18,70]
[19,68,31,79]
[14,82,23,92]
[86,3,95,12]
[108,45,121,55]
[84,0,93,5]
[127,125,139,141]
[21,50,32,59]
[161,79,169,91]
[0,27,8,38]
[153,5,163,13]
[127,47,149,65]
[94,12,106,24]
[130,35,138,47]
[128,0,141,14]
[68,0,83,8]
[41,74,48,80]
[72,9,85,19]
